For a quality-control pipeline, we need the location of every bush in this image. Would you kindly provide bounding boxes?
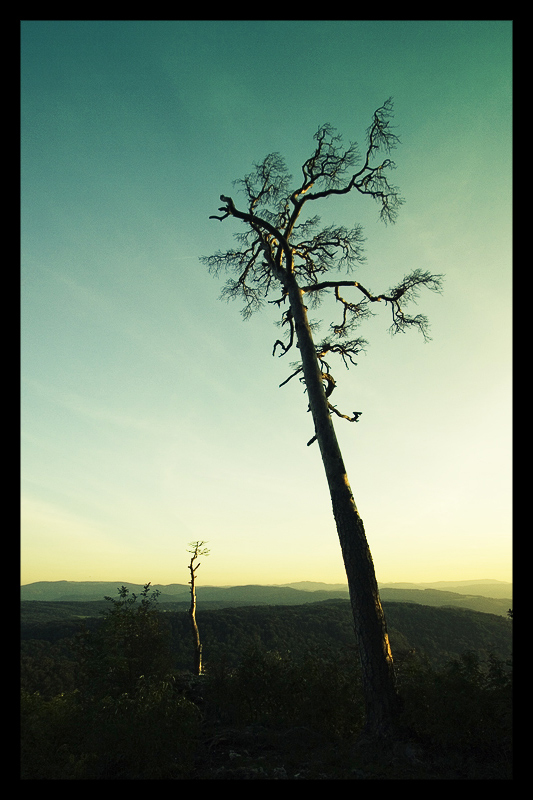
[21,679,201,780]
[397,650,512,776]
[76,677,202,779]
[21,689,84,779]
[75,584,173,701]
[202,642,365,738]
[21,585,202,779]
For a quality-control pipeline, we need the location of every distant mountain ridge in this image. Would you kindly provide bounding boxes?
[283,579,513,598]
[19,581,191,601]
[20,579,512,616]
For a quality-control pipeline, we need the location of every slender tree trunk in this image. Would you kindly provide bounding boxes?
[287,278,400,737]
[188,566,203,676]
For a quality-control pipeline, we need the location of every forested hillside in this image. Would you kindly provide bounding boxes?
[21,599,511,694]
[21,595,512,779]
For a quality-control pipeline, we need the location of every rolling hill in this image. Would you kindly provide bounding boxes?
[20,579,512,616]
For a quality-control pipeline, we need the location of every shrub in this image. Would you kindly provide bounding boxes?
[21,689,83,779]
[77,677,202,779]
[202,642,365,737]
[22,585,201,779]
[75,584,173,701]
[21,679,202,780]
[397,650,512,775]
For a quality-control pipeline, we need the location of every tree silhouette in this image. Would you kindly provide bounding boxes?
[201,99,443,738]
[187,541,210,675]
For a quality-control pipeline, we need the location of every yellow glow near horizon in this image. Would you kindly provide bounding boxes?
[21,21,511,591]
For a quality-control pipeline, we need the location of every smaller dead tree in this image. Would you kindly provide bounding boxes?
[187,541,210,675]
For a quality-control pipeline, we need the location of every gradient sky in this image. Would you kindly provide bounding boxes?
[21,20,512,588]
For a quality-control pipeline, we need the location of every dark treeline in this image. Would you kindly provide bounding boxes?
[21,594,512,779]
[21,598,512,682]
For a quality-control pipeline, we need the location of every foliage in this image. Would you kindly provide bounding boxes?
[202,641,364,738]
[21,679,201,779]
[76,678,201,779]
[21,638,80,699]
[198,644,512,779]
[76,583,173,700]
[383,601,512,666]
[396,649,512,777]
[20,594,512,779]
[21,584,201,779]
[21,599,512,696]
[21,689,83,779]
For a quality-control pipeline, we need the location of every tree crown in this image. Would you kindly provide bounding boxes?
[201,99,443,421]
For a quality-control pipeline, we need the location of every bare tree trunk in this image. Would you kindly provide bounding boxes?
[189,564,203,676]
[202,107,443,738]
[287,279,400,737]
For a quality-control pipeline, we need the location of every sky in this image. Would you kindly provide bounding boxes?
[21,20,512,588]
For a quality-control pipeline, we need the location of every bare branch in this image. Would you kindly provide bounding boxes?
[300,271,443,341]
[235,152,292,210]
[187,540,210,558]
[328,405,362,423]
[279,362,303,388]
[281,101,404,225]
[300,123,360,191]
[203,102,443,411]
[390,269,444,303]
[282,338,365,445]
[330,286,373,338]
[365,97,401,156]
[272,308,295,356]
[307,406,362,446]
[317,338,368,368]
[388,309,433,341]
[292,223,366,282]
[354,163,404,224]
[385,270,444,341]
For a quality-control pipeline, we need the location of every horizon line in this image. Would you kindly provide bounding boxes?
[20,577,512,587]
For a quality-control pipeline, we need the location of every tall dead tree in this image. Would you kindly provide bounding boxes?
[187,540,209,675]
[201,99,443,738]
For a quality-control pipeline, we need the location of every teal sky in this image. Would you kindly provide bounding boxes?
[21,21,512,587]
